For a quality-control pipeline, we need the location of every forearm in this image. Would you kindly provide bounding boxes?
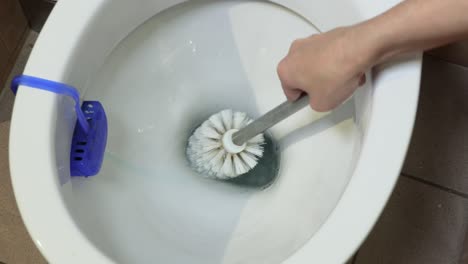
[277,0,468,111]
[357,0,468,65]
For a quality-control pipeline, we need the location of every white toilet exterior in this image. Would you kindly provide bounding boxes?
[9,0,421,263]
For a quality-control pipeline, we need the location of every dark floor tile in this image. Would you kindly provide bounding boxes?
[345,252,358,264]
[0,30,37,123]
[0,39,9,87]
[428,40,468,68]
[461,231,468,263]
[0,0,28,53]
[19,0,55,32]
[355,176,468,264]
[403,55,468,195]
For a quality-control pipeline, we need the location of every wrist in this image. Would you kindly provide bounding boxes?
[351,20,393,68]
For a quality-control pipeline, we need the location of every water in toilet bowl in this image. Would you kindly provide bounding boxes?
[68,1,360,263]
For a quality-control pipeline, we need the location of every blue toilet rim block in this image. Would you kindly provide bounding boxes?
[11,75,108,177]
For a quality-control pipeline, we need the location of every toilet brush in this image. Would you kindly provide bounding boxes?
[187,95,309,179]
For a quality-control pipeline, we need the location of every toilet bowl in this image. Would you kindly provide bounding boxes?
[9,0,422,263]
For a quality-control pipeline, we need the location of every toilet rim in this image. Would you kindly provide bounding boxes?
[9,0,421,263]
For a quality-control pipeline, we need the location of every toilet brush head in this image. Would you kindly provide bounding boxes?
[187,109,265,179]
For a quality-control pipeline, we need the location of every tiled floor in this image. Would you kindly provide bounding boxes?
[403,56,468,195]
[351,55,468,264]
[1,34,468,263]
[354,176,468,264]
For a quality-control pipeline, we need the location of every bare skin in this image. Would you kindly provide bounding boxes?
[277,0,468,112]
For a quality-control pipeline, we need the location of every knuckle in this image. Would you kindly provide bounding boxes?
[290,39,303,50]
[276,59,284,74]
[309,98,332,112]
[277,59,289,79]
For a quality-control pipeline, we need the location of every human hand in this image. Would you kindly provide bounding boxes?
[277,26,376,112]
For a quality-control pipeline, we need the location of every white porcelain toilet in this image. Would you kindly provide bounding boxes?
[9,0,422,263]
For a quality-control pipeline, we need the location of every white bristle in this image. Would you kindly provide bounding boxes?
[233,112,247,129]
[239,152,258,169]
[187,109,265,179]
[221,110,233,130]
[249,133,264,144]
[244,145,263,157]
[199,125,221,139]
[209,114,225,133]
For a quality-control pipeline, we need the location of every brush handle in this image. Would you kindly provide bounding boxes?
[232,94,310,146]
